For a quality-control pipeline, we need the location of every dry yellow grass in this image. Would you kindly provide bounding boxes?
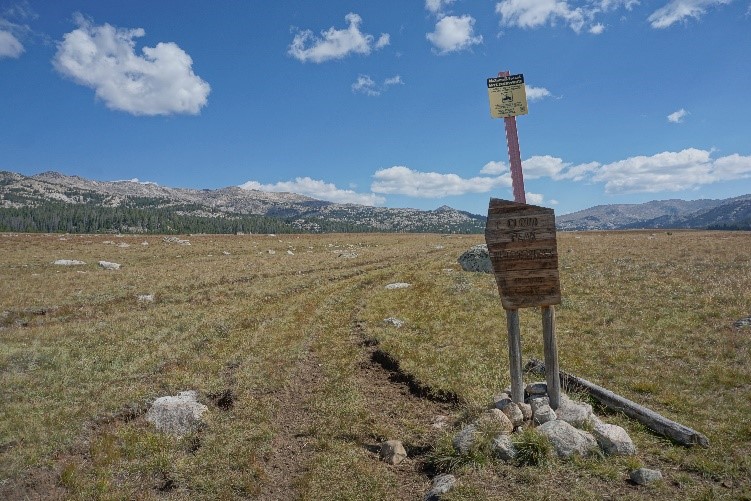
[0,230,749,499]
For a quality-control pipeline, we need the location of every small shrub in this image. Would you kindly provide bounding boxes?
[512,429,553,467]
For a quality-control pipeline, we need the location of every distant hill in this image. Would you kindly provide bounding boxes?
[556,195,751,231]
[0,171,486,234]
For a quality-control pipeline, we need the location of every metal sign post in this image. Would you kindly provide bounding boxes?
[486,70,561,409]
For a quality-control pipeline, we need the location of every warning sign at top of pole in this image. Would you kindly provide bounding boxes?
[487,74,528,119]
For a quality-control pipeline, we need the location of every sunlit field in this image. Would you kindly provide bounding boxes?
[1,231,749,500]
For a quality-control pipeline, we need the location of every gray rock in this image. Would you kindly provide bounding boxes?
[424,474,456,501]
[493,393,512,410]
[385,282,411,290]
[525,381,548,396]
[536,420,598,459]
[555,395,594,427]
[492,435,517,461]
[529,395,550,413]
[452,424,477,454]
[98,261,121,270]
[733,316,751,328]
[457,244,492,273]
[593,423,636,456]
[53,259,85,266]
[380,440,407,465]
[518,402,533,421]
[533,404,557,425]
[482,409,514,435]
[137,294,154,302]
[383,317,404,328]
[630,468,663,485]
[502,402,525,427]
[146,390,208,436]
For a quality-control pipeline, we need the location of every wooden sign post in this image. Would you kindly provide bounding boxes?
[486,70,562,409]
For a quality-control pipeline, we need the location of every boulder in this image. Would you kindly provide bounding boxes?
[630,468,663,485]
[457,245,492,273]
[533,404,557,425]
[385,283,411,290]
[424,474,456,501]
[492,435,517,462]
[98,261,121,270]
[593,423,636,456]
[53,259,85,266]
[529,395,550,413]
[525,382,548,397]
[482,409,514,435]
[492,393,512,410]
[518,402,533,421]
[380,440,407,465]
[383,317,404,328]
[502,402,525,427]
[555,395,594,427]
[452,424,477,454]
[146,391,208,436]
[536,420,598,459]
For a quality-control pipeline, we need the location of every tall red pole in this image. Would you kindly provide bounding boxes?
[499,71,526,204]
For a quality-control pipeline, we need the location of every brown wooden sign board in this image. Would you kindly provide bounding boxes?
[485,198,561,310]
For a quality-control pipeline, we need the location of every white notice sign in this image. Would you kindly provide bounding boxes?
[487,74,528,119]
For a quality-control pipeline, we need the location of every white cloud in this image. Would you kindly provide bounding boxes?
[525,85,552,101]
[522,155,570,179]
[240,177,385,206]
[352,74,404,96]
[526,192,545,204]
[557,161,601,181]
[592,148,751,193]
[667,108,689,123]
[495,0,586,33]
[481,160,507,175]
[648,0,732,28]
[589,22,606,34]
[52,15,210,116]
[426,15,483,54]
[288,13,388,63]
[0,29,23,58]
[425,0,456,15]
[371,166,510,197]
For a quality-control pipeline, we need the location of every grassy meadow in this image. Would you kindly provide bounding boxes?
[0,230,750,500]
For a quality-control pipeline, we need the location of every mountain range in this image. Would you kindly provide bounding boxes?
[1,171,749,233]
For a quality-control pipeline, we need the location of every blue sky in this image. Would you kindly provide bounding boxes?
[1,0,749,216]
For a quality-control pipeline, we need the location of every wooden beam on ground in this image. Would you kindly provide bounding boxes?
[526,358,710,448]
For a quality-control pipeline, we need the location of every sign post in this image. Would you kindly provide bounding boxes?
[486,70,562,409]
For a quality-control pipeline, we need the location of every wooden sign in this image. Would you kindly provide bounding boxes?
[485,198,561,310]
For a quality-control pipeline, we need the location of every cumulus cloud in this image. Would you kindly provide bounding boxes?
[0,29,23,58]
[667,108,689,123]
[425,0,457,15]
[526,192,545,204]
[589,22,606,34]
[288,13,388,63]
[352,74,404,96]
[240,177,385,206]
[427,15,483,54]
[481,160,507,175]
[648,0,732,28]
[525,85,552,101]
[52,15,210,116]
[371,166,510,197]
[593,148,751,193]
[496,0,586,33]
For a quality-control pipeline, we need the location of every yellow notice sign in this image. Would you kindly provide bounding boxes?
[487,74,528,119]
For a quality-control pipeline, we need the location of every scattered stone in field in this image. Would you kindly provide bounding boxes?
[383,317,404,328]
[424,474,456,501]
[555,394,595,427]
[141,241,149,246]
[525,382,548,396]
[103,240,114,245]
[629,468,663,485]
[536,420,598,459]
[267,249,276,255]
[338,251,358,258]
[533,404,557,425]
[593,422,636,456]
[163,236,191,245]
[385,282,411,289]
[287,250,294,255]
[379,440,407,465]
[452,424,477,454]
[502,402,525,427]
[733,316,751,328]
[442,268,454,273]
[58,237,68,241]
[518,402,533,421]
[146,390,208,436]
[492,434,517,461]
[432,415,450,429]
[117,242,130,248]
[482,409,514,434]
[53,259,85,266]
[137,294,155,303]
[222,251,231,255]
[98,261,121,270]
[457,244,492,273]
[434,245,444,250]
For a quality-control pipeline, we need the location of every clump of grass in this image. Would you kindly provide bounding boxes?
[512,429,553,467]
